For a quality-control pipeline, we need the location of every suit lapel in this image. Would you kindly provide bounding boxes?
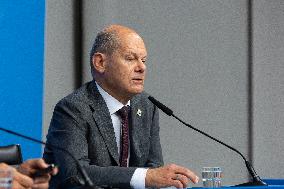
[87,81,120,165]
[130,96,144,160]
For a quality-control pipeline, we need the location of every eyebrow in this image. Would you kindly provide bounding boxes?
[124,51,147,59]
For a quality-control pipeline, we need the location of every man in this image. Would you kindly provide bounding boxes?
[43,25,199,189]
[0,159,58,189]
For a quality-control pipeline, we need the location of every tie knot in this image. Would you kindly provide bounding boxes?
[117,106,129,119]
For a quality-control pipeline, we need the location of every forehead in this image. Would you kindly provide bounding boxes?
[116,32,147,56]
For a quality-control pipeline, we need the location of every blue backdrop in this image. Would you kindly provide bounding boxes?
[0,0,45,160]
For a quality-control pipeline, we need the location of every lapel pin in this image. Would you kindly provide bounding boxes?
[137,109,142,117]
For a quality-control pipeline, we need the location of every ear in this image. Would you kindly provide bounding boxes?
[92,53,107,73]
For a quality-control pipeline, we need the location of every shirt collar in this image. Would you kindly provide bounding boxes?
[95,82,130,115]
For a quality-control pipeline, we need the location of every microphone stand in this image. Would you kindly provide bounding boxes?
[0,127,95,189]
[148,96,267,187]
[172,114,267,187]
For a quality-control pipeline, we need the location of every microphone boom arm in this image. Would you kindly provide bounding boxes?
[171,114,262,185]
[0,127,94,187]
[148,96,267,186]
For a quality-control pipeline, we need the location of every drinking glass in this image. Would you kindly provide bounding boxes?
[0,168,13,189]
[202,167,222,188]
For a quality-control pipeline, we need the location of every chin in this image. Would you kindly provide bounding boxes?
[130,87,144,95]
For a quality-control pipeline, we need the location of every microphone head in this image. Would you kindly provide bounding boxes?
[148,96,173,116]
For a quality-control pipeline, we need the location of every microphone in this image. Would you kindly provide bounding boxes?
[0,126,95,189]
[148,96,267,187]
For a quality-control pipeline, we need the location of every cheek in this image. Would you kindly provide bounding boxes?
[121,73,132,86]
[119,66,132,81]
[108,62,133,84]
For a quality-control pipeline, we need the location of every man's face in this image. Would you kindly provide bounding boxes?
[102,32,147,101]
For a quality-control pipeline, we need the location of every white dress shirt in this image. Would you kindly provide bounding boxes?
[96,82,148,189]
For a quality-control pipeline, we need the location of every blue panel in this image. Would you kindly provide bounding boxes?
[263,179,284,186]
[0,0,45,160]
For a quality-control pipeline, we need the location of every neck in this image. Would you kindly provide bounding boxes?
[95,80,132,105]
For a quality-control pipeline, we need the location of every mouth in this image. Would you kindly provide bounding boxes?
[132,78,144,84]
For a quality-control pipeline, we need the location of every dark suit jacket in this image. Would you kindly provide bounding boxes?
[43,81,163,189]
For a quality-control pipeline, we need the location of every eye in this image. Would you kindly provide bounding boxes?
[125,56,134,61]
[142,59,146,64]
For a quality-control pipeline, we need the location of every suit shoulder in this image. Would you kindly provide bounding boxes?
[133,91,149,101]
[133,91,154,109]
[55,82,92,109]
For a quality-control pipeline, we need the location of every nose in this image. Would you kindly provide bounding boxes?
[135,59,146,73]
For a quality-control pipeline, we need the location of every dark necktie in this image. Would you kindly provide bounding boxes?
[117,106,129,167]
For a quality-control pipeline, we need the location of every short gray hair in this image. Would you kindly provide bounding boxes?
[89,31,120,76]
